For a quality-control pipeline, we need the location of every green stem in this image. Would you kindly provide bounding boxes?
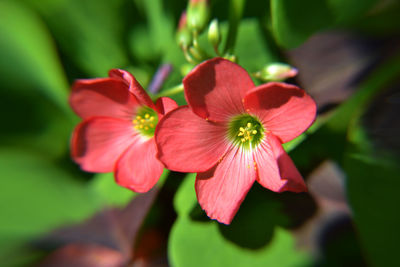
[155,84,184,98]
[224,0,245,54]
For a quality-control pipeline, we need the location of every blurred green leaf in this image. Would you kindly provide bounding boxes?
[235,19,280,72]
[89,172,137,208]
[344,120,400,267]
[23,0,128,76]
[169,175,311,267]
[270,0,378,48]
[0,0,70,112]
[0,149,100,263]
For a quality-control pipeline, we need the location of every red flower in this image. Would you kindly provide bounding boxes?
[70,69,177,192]
[155,58,316,224]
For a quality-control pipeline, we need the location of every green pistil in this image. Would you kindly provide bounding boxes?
[228,114,264,149]
[132,106,158,137]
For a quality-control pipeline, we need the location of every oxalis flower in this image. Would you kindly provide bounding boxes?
[156,58,317,224]
[70,69,177,192]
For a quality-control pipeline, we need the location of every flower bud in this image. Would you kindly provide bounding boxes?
[176,12,192,49]
[255,63,298,81]
[186,0,209,33]
[208,19,221,49]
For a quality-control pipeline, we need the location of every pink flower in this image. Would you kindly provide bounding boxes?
[70,69,177,192]
[155,58,317,224]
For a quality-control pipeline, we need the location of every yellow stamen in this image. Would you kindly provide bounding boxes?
[145,114,150,119]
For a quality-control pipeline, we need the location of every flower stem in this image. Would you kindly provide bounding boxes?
[224,0,245,54]
[155,84,184,98]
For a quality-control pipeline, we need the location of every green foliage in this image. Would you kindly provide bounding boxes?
[23,0,128,76]
[344,129,400,267]
[0,0,70,112]
[270,0,378,48]
[169,175,311,267]
[0,150,100,265]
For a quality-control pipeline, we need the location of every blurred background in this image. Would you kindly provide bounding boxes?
[0,0,399,266]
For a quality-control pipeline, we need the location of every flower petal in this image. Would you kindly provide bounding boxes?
[244,82,317,143]
[183,58,255,122]
[155,106,230,173]
[70,78,139,120]
[109,69,155,109]
[155,96,178,116]
[71,117,137,173]
[195,147,256,224]
[270,135,307,192]
[255,134,306,193]
[115,139,164,193]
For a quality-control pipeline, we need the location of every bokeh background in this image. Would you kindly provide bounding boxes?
[1,0,399,266]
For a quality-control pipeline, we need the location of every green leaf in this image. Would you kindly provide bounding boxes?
[169,175,311,267]
[235,19,280,73]
[0,149,100,262]
[0,0,70,112]
[89,172,137,208]
[270,0,378,48]
[24,0,128,76]
[344,122,400,266]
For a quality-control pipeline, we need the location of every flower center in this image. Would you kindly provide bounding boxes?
[228,114,264,149]
[132,106,158,137]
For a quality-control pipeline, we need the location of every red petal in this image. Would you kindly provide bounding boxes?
[155,106,230,173]
[70,78,139,120]
[155,97,178,116]
[270,135,307,192]
[115,139,163,193]
[183,58,255,122]
[195,147,256,224]
[109,69,155,109]
[71,117,137,173]
[244,82,316,143]
[255,134,306,192]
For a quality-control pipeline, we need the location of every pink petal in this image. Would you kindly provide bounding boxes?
[269,134,307,192]
[195,146,257,224]
[70,78,139,120]
[71,117,137,173]
[255,134,307,193]
[109,69,155,109]
[115,139,164,193]
[244,82,317,143]
[183,58,255,122]
[155,106,230,173]
[155,97,178,116]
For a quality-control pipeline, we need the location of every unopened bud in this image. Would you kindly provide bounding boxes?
[176,12,192,49]
[255,63,298,81]
[186,0,209,33]
[208,19,221,48]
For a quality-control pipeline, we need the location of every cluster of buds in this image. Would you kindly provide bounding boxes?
[176,0,224,66]
[176,1,296,82]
